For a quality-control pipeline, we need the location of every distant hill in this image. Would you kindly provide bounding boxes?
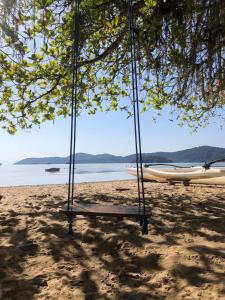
[149,146,225,162]
[65,153,125,164]
[15,153,172,164]
[15,146,225,165]
[15,157,67,165]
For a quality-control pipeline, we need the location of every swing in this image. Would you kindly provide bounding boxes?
[61,0,150,235]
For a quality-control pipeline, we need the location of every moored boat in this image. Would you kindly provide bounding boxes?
[127,165,225,185]
[45,168,60,173]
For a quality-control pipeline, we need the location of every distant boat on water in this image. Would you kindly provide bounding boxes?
[45,168,60,173]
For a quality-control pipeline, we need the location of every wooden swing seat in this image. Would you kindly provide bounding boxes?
[61,202,150,219]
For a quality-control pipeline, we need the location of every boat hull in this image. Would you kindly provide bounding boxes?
[45,168,60,172]
[127,167,225,185]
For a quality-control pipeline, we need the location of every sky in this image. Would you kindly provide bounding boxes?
[1,5,224,164]
[1,107,225,163]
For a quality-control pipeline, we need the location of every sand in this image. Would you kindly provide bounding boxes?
[0,180,225,299]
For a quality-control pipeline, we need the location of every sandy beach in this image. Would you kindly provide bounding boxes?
[0,180,225,299]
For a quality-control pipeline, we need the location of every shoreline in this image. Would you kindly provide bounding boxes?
[0,178,135,189]
[2,178,225,189]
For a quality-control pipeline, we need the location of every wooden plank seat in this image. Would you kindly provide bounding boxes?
[61,203,150,218]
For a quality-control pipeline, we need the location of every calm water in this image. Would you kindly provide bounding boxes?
[0,163,134,187]
[0,162,224,187]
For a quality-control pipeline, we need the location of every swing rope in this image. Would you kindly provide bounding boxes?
[128,0,147,231]
[67,0,80,212]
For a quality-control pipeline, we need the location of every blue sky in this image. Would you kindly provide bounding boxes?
[0,107,225,163]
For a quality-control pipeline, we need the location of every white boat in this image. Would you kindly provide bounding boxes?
[128,167,167,182]
[127,166,225,185]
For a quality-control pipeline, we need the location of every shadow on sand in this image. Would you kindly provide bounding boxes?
[0,183,225,299]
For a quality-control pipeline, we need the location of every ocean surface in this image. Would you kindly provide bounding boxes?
[0,163,134,187]
[0,162,224,187]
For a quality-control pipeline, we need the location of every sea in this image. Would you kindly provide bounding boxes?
[0,162,224,187]
[0,163,134,187]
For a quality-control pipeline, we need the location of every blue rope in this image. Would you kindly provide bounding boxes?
[67,0,80,234]
[67,0,80,209]
[128,0,148,233]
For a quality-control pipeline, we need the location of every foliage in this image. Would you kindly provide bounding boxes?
[0,0,224,133]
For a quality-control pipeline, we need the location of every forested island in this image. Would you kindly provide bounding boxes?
[15,146,225,165]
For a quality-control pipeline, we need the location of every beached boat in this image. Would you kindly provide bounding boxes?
[127,166,225,185]
[45,168,60,173]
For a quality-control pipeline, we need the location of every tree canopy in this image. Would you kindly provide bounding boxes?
[0,0,224,133]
